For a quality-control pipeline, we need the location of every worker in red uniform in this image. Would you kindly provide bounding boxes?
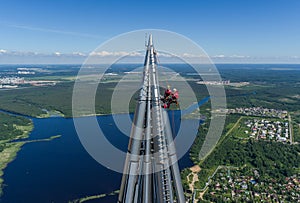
[162,87,179,108]
[162,85,172,108]
[172,88,179,106]
[164,85,172,99]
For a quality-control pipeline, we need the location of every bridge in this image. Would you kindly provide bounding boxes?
[118,35,186,203]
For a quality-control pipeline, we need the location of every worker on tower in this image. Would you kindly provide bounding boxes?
[161,86,179,108]
[162,85,172,108]
[164,85,172,99]
[172,88,179,106]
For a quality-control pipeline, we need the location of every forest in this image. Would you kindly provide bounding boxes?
[0,112,32,152]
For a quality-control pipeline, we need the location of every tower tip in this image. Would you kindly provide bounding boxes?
[148,34,153,47]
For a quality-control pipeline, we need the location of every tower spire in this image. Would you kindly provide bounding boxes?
[118,35,185,203]
[148,33,153,47]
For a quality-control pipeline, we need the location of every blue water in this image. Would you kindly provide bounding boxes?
[0,112,196,203]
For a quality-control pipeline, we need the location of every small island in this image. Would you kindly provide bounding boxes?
[69,190,119,203]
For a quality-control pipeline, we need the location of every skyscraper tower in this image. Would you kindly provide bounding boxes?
[118,35,185,203]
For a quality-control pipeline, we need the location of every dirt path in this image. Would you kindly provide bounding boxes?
[288,114,293,144]
[198,187,208,200]
[188,165,201,192]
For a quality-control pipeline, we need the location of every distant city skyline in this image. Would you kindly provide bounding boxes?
[0,0,300,64]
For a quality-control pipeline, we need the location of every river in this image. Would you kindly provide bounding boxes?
[0,112,197,203]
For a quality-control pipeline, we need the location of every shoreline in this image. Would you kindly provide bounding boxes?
[0,122,33,196]
[69,190,119,203]
[0,119,61,196]
[0,108,131,119]
[1,108,189,119]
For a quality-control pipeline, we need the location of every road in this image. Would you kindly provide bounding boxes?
[288,114,293,144]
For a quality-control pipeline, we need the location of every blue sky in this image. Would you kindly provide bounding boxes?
[0,0,300,63]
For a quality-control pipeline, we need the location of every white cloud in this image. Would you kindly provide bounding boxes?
[0,50,88,57]
[72,52,86,57]
[54,52,61,56]
[0,49,251,60]
[128,51,143,57]
[213,54,226,58]
[90,51,118,57]
[211,54,252,59]
[229,54,250,58]
[2,48,300,64]
[182,53,198,58]
[180,53,207,58]
[90,51,142,57]
[0,49,7,54]
[157,52,172,57]
[9,51,38,56]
